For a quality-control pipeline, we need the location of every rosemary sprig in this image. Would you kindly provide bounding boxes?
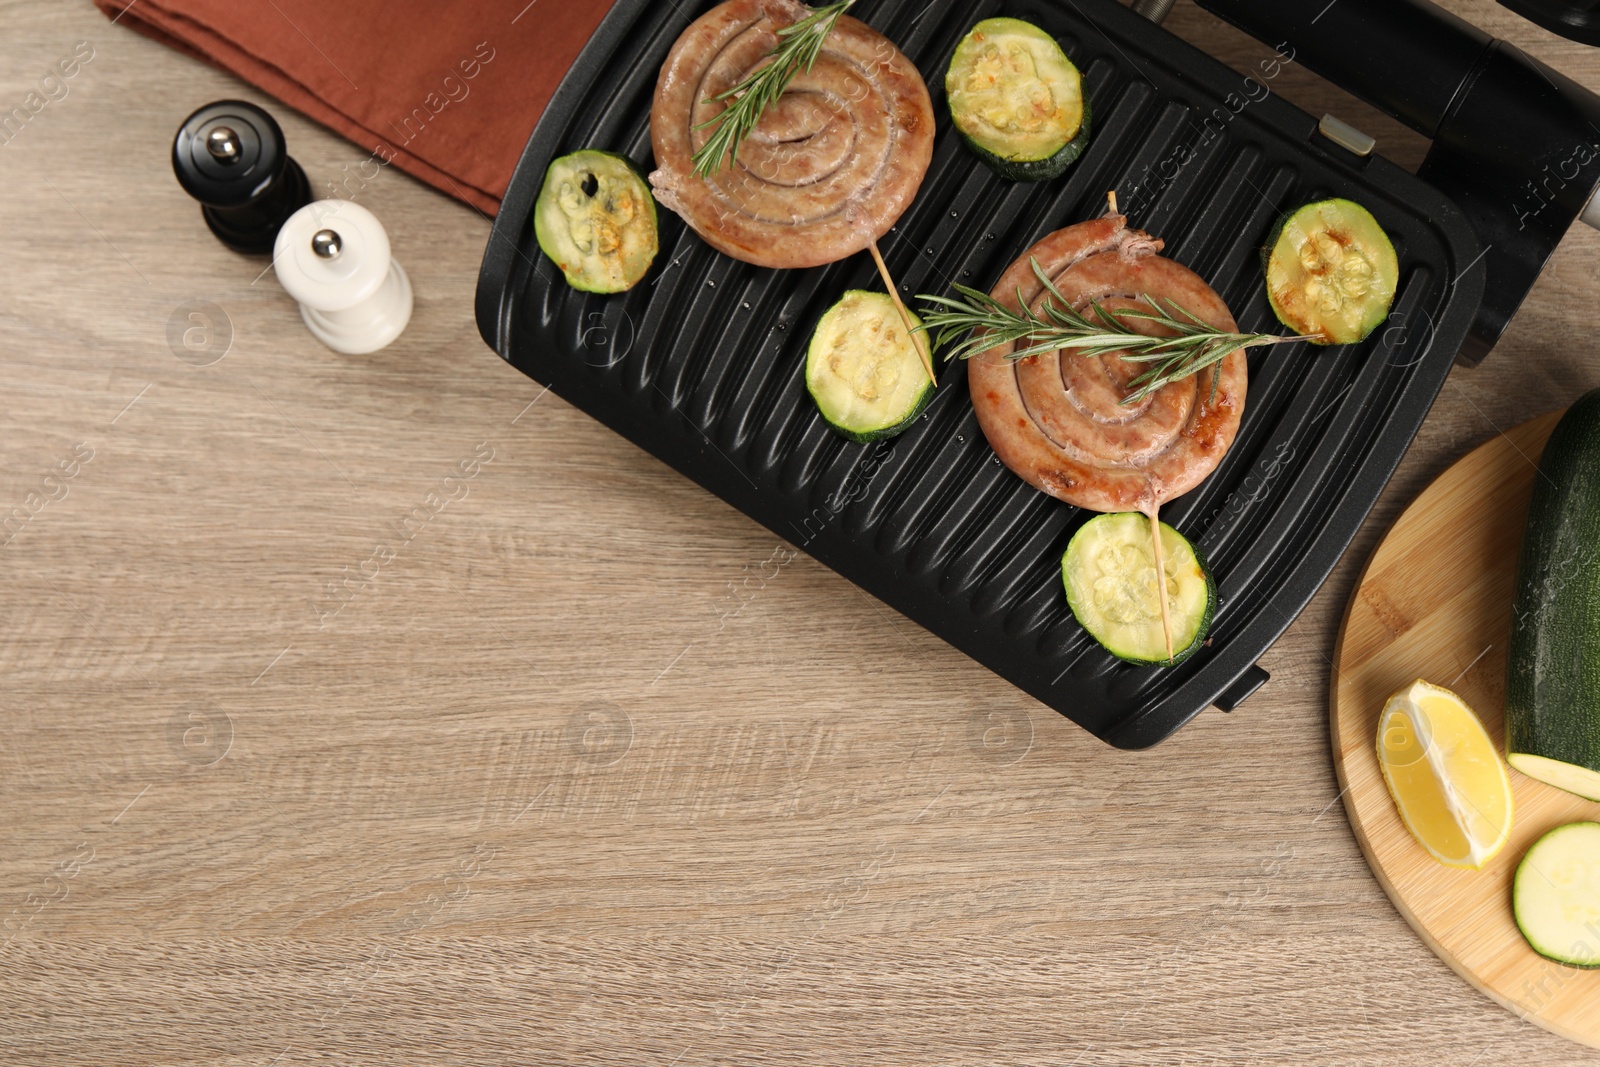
[916,259,1296,405]
[690,1,855,177]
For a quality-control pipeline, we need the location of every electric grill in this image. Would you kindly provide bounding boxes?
[475,0,1600,746]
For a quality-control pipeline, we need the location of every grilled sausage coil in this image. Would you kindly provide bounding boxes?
[967,215,1248,513]
[650,0,935,269]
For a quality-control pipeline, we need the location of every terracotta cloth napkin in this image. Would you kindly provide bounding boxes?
[94,0,618,216]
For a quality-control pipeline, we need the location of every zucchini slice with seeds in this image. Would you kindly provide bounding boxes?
[1264,198,1397,345]
[534,150,658,293]
[806,291,934,443]
[946,18,1089,182]
[1513,822,1600,968]
[1063,513,1215,666]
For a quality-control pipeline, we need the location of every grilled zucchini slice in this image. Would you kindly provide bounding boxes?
[534,150,658,293]
[1264,198,1398,345]
[946,18,1089,182]
[806,291,934,443]
[1063,513,1215,666]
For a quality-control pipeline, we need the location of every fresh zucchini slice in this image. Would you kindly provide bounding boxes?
[1062,513,1215,666]
[534,150,658,293]
[1513,822,1600,969]
[806,291,934,443]
[946,18,1089,182]
[1507,754,1600,803]
[1264,198,1398,345]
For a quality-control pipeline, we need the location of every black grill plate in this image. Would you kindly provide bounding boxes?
[476,0,1484,747]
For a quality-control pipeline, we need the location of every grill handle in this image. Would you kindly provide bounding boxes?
[1192,0,1600,363]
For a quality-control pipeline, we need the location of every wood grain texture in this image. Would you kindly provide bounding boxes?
[4,0,1600,1063]
[1332,411,1600,1050]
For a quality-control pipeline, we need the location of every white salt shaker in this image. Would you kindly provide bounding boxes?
[274,199,412,354]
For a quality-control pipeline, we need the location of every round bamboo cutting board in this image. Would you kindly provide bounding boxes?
[1332,409,1600,1049]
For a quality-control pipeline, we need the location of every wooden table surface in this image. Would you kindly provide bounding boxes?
[4,1,1600,1063]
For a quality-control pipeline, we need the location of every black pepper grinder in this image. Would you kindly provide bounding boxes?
[172,100,311,254]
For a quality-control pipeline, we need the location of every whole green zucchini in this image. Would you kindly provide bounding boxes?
[1506,390,1600,801]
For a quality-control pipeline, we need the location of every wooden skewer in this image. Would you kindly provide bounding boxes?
[868,239,936,386]
[1146,505,1175,663]
[1113,191,1165,660]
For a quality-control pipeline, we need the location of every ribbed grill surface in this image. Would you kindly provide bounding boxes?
[478,0,1484,747]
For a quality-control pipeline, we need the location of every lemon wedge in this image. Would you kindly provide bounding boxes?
[1376,678,1514,870]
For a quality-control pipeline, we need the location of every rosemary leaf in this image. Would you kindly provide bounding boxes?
[690,1,855,178]
[914,258,1295,405]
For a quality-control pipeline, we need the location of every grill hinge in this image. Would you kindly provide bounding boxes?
[1317,114,1378,157]
[1130,0,1176,24]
